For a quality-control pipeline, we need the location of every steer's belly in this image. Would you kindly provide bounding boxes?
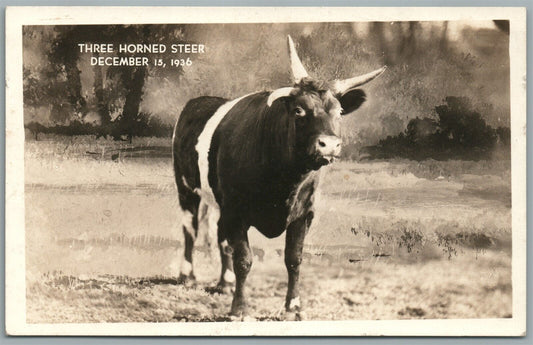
[252,219,288,239]
[249,203,290,239]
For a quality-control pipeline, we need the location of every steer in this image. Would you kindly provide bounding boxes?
[172,36,385,319]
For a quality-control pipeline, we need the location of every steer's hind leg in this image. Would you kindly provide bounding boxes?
[219,212,251,317]
[284,212,313,320]
[203,206,235,295]
[214,236,235,293]
[229,236,252,317]
[178,209,198,285]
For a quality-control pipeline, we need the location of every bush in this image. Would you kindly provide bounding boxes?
[362,97,509,161]
[25,114,173,141]
[126,112,174,138]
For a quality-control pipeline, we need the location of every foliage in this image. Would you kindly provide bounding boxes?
[124,112,174,138]
[25,115,173,141]
[24,25,185,140]
[23,22,509,144]
[361,97,510,161]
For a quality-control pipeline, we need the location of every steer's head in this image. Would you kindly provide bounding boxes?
[267,36,386,171]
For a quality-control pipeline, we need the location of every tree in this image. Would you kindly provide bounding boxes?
[29,24,187,139]
[93,51,111,125]
[106,24,186,141]
[50,26,89,120]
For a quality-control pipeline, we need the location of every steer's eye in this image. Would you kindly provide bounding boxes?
[294,106,306,117]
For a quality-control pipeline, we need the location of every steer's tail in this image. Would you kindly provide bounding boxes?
[197,199,219,257]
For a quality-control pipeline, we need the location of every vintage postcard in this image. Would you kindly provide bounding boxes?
[5,7,526,336]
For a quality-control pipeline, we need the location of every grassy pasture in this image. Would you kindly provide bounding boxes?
[25,136,512,322]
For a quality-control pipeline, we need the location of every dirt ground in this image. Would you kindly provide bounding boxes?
[24,138,512,322]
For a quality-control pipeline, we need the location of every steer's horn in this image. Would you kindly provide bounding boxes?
[267,87,295,107]
[287,35,309,83]
[331,66,387,95]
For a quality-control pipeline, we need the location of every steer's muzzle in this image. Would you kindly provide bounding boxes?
[314,135,342,166]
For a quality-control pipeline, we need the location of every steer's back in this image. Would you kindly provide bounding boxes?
[173,96,227,211]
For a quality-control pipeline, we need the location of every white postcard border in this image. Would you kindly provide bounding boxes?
[5,6,527,336]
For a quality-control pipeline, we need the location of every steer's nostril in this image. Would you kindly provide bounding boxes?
[318,140,326,148]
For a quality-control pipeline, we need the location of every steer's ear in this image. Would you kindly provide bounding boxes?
[338,89,366,115]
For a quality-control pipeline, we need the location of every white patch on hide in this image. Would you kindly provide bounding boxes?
[181,210,195,239]
[195,93,255,208]
[197,200,219,255]
[289,296,301,309]
[180,260,192,275]
[223,269,236,283]
[206,204,220,245]
[220,239,233,255]
[171,118,178,158]
[181,176,192,190]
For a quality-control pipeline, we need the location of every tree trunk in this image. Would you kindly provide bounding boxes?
[51,26,87,122]
[440,21,449,52]
[65,62,86,118]
[62,28,86,119]
[93,52,110,125]
[371,22,392,65]
[401,21,418,62]
[120,66,147,142]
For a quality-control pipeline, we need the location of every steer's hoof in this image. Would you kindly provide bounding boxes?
[205,283,234,295]
[218,283,234,295]
[292,311,306,321]
[229,314,256,322]
[229,301,248,320]
[282,309,306,321]
[177,273,196,287]
[282,296,304,320]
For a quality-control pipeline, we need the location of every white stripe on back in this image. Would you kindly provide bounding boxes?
[195,93,254,208]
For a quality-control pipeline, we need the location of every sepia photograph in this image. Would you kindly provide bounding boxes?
[5,7,526,336]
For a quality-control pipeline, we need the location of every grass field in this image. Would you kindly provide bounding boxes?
[25,135,512,322]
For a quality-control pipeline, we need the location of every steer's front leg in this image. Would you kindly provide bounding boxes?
[284,212,312,320]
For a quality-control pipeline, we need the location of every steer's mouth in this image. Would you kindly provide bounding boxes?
[309,154,340,170]
[319,154,339,164]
